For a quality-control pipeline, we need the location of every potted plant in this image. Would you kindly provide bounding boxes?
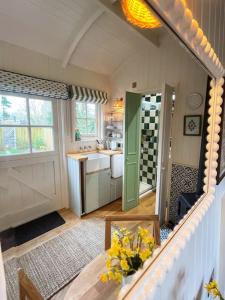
[100,226,155,285]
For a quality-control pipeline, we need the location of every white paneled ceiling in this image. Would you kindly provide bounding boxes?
[70,12,156,74]
[0,0,162,75]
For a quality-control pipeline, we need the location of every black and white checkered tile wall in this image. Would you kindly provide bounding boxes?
[139,93,161,188]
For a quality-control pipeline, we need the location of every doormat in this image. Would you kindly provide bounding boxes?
[0,211,65,252]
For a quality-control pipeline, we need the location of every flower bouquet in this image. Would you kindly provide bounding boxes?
[100,226,155,284]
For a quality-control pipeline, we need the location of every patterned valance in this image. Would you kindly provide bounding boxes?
[69,85,108,104]
[0,69,69,100]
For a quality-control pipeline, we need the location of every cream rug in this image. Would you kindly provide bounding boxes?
[4,219,106,300]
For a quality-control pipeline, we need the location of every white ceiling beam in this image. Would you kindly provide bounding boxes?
[62,8,104,68]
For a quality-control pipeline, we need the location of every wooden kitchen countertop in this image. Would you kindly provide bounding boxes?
[98,150,123,156]
[67,152,90,161]
[67,150,123,161]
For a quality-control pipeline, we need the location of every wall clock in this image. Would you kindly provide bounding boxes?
[186,93,203,110]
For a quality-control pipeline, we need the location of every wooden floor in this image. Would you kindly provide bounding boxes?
[3,192,155,262]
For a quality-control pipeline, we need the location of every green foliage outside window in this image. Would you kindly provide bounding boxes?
[76,102,97,135]
[0,95,54,156]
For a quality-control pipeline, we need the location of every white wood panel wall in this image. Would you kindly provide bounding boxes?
[0,40,112,227]
[121,192,221,299]
[217,178,225,296]
[0,246,6,300]
[186,0,225,68]
[0,40,111,96]
[110,34,207,168]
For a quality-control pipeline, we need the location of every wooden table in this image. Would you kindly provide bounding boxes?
[63,253,120,300]
[59,221,155,300]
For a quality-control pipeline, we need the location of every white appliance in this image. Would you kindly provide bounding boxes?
[111,154,123,178]
[110,140,117,151]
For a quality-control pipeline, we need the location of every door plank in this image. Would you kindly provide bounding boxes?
[8,168,56,201]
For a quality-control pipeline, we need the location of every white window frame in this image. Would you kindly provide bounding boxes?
[0,92,58,161]
[72,101,102,141]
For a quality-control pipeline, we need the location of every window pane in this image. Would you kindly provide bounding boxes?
[0,95,28,125]
[0,127,29,156]
[77,119,87,135]
[76,102,86,118]
[29,99,53,126]
[87,103,96,118]
[87,119,96,135]
[31,127,54,152]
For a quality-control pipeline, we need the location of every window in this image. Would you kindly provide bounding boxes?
[75,102,99,137]
[0,94,55,156]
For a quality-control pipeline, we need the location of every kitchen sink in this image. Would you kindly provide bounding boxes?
[81,153,110,173]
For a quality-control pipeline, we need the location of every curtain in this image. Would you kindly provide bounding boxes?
[0,69,70,100]
[69,85,108,104]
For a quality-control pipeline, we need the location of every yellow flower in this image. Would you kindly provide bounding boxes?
[120,252,127,260]
[108,271,114,280]
[112,235,119,245]
[114,271,122,283]
[138,227,149,238]
[100,273,108,283]
[205,280,218,292]
[120,259,129,271]
[113,230,119,236]
[204,281,222,298]
[102,226,156,285]
[210,281,218,289]
[120,227,127,233]
[139,248,151,262]
[212,289,220,297]
[106,258,112,269]
[106,270,122,283]
[120,227,131,235]
[125,248,134,257]
[143,236,154,245]
[108,244,120,257]
[122,236,130,245]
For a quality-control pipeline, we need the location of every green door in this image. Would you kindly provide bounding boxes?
[122,91,142,211]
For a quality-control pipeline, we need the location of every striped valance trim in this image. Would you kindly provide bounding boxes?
[0,69,70,100]
[69,85,108,104]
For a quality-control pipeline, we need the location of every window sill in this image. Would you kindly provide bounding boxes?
[0,150,59,162]
[74,136,100,142]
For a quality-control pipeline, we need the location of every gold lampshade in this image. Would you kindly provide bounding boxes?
[112,98,123,112]
[121,0,161,29]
